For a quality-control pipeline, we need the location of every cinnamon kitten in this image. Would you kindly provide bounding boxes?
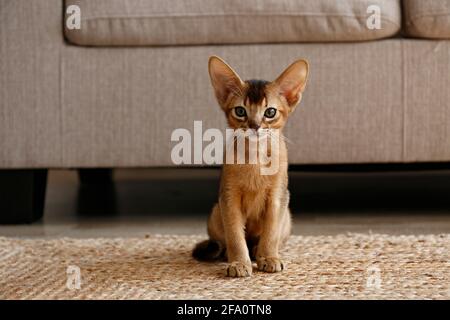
[193,56,309,277]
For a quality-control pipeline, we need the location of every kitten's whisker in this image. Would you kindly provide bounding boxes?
[265,131,293,145]
[281,134,293,145]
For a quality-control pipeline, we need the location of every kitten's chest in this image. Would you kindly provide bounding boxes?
[238,164,272,191]
[241,192,266,231]
[239,167,271,219]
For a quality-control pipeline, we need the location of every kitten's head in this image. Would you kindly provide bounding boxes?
[208,56,309,131]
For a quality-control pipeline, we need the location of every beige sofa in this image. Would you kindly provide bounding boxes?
[1,0,450,222]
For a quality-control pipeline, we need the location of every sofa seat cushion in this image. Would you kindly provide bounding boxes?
[404,0,450,39]
[64,0,401,46]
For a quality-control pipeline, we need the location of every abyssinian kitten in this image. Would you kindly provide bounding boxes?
[193,56,309,277]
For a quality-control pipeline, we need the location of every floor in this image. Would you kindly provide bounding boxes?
[1,168,450,238]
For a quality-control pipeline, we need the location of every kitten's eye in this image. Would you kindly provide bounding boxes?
[234,106,247,118]
[264,107,277,119]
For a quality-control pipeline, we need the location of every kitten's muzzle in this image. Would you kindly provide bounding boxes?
[249,122,261,131]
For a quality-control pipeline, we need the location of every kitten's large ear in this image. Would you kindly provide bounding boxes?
[274,59,309,110]
[208,56,244,107]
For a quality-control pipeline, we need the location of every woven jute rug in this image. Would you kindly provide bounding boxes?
[0,234,449,299]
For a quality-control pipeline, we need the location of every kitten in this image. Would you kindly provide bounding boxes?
[193,56,309,277]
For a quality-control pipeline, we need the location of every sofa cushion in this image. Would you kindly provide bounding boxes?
[64,0,401,46]
[404,0,450,39]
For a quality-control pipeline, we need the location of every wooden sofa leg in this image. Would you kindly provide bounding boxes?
[0,169,48,224]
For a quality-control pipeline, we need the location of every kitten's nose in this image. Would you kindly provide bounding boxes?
[249,122,260,131]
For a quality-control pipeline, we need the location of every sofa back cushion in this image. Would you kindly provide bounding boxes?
[64,0,401,46]
[403,0,450,39]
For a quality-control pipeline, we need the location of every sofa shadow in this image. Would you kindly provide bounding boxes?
[289,171,450,214]
[74,168,450,217]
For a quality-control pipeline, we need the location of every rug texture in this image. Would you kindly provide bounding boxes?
[0,234,449,299]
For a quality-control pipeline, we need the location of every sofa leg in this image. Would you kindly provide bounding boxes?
[77,169,117,216]
[78,169,113,186]
[0,169,48,224]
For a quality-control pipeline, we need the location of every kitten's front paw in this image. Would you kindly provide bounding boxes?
[256,257,285,273]
[226,261,252,277]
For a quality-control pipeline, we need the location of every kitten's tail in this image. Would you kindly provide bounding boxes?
[192,239,225,262]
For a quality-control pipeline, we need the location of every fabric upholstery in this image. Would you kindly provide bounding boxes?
[0,0,63,168]
[403,0,450,39]
[403,40,450,161]
[64,0,401,46]
[60,41,404,167]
